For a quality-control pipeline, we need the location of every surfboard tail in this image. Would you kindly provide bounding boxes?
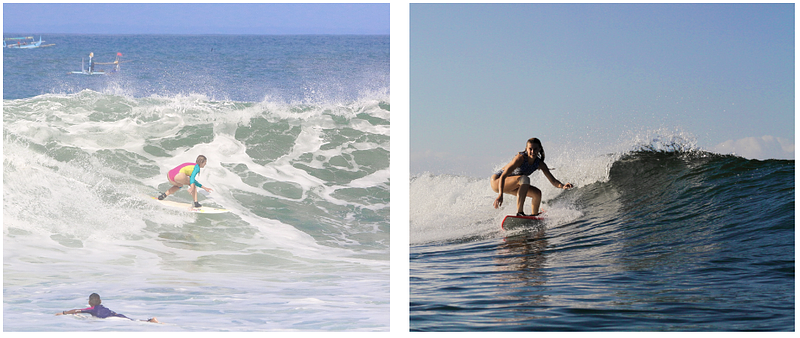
[501,214,545,231]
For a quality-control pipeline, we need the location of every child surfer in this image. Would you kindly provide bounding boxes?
[56,293,159,323]
[157,155,213,208]
[491,138,573,216]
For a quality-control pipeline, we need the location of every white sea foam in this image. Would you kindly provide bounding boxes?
[4,91,389,331]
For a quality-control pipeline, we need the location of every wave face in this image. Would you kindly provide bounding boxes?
[4,34,389,331]
[410,145,794,331]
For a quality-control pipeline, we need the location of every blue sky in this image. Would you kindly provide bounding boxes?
[3,3,389,35]
[411,3,794,177]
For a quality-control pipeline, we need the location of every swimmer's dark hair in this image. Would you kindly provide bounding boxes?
[89,293,101,306]
[526,138,545,162]
[196,155,207,165]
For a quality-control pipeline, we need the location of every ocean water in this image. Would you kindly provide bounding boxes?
[410,134,794,331]
[4,34,389,331]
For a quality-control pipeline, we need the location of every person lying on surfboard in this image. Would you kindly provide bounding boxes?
[491,137,573,216]
[157,155,213,208]
[56,293,159,323]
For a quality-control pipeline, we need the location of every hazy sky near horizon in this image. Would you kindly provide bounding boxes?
[411,3,794,177]
[3,3,389,35]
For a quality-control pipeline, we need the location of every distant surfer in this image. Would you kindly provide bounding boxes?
[157,155,213,208]
[111,52,122,73]
[56,293,159,323]
[491,138,573,216]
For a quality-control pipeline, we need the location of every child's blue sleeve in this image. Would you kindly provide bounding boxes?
[189,166,203,187]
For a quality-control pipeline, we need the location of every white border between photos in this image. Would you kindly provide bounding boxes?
[389,0,411,334]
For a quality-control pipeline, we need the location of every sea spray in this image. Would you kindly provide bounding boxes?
[5,91,389,331]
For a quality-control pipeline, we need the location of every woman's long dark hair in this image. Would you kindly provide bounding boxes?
[526,138,545,162]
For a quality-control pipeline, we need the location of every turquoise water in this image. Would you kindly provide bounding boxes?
[4,34,389,331]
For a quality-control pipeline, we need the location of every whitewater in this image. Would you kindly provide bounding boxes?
[4,34,389,331]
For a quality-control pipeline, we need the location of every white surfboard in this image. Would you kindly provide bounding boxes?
[149,196,229,214]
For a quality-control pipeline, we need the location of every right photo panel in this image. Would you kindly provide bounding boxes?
[409,3,794,331]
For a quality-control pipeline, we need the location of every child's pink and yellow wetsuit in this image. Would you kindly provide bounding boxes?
[167,162,203,187]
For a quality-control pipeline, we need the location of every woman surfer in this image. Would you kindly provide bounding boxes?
[157,155,213,208]
[491,138,573,216]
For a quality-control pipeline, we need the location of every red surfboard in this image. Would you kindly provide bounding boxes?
[501,212,545,231]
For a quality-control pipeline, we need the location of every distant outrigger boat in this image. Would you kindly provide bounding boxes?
[71,52,131,75]
[4,36,54,49]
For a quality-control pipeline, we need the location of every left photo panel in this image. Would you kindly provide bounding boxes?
[3,3,390,331]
